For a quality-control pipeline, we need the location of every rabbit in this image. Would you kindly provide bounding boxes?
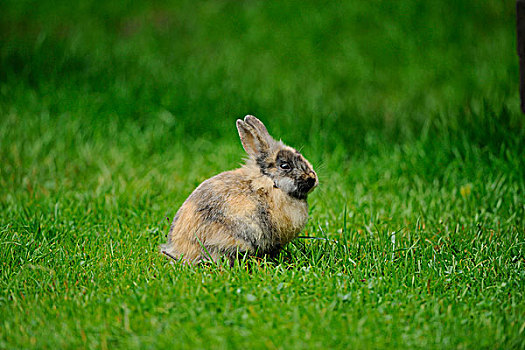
[161,115,318,264]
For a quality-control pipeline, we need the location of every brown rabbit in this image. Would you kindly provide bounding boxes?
[161,115,318,264]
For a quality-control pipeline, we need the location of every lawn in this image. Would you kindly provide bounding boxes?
[0,0,524,348]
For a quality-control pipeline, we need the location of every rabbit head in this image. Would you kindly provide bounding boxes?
[236,115,318,200]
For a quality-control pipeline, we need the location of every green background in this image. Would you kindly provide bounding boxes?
[1,1,523,348]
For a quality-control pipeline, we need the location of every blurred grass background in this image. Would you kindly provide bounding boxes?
[0,0,524,349]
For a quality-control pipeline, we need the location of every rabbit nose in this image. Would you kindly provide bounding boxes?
[307,172,318,184]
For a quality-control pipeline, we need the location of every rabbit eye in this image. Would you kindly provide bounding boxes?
[280,162,291,170]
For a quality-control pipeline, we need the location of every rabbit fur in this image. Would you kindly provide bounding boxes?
[161,115,318,264]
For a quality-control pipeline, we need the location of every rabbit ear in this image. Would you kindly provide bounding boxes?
[236,115,274,158]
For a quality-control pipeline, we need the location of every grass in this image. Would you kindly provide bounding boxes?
[0,0,524,348]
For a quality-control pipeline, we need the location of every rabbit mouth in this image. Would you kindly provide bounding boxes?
[288,176,318,200]
[306,180,318,194]
[303,176,318,194]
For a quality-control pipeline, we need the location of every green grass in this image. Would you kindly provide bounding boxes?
[1,0,524,348]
